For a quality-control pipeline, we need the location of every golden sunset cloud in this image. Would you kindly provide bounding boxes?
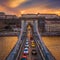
[0,4,60,17]
[19,7,60,16]
[7,0,28,8]
[0,5,17,15]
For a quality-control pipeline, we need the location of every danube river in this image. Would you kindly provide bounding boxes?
[42,36,60,60]
[0,36,60,60]
[0,36,18,60]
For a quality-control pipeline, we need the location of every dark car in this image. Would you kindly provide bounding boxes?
[31,49,37,55]
[21,58,27,60]
[30,36,33,40]
[21,55,27,60]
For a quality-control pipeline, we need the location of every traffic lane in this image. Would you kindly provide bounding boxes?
[30,40,43,60]
[18,38,27,60]
[18,39,31,60]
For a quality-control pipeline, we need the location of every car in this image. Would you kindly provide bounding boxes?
[26,42,29,45]
[24,47,28,50]
[31,40,35,43]
[25,45,29,47]
[31,42,35,45]
[23,50,29,54]
[21,55,27,60]
[30,36,33,40]
[31,42,36,47]
[26,39,29,42]
[23,48,29,54]
[31,49,37,55]
[31,44,36,48]
[31,40,34,43]
[21,58,27,60]
[22,55,27,58]
[25,43,28,46]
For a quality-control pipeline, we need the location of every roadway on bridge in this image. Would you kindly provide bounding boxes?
[6,24,55,60]
[16,26,43,60]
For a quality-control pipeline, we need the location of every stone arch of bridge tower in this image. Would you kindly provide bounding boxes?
[21,20,39,32]
[26,22,33,30]
[25,20,34,27]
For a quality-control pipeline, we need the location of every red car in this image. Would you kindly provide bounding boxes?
[21,55,27,60]
[30,36,33,40]
[22,55,27,58]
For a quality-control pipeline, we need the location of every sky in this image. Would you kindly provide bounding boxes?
[0,0,60,16]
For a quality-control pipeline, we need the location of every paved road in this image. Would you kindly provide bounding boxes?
[17,28,43,60]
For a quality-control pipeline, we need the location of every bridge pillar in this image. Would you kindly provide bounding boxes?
[21,20,27,32]
[33,20,38,32]
[21,19,39,33]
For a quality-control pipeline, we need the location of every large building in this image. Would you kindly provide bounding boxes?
[0,12,5,15]
[0,12,5,19]
[0,12,60,33]
[21,13,60,33]
[38,18,45,33]
[45,20,60,32]
[38,14,59,19]
[21,13,59,19]
[0,12,21,28]
[5,15,18,19]
[21,14,38,18]
[0,12,18,19]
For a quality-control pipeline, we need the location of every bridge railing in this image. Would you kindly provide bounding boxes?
[37,32,55,60]
[33,20,55,60]
[5,28,24,60]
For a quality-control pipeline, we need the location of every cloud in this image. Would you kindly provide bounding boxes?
[0,0,60,9]
[46,0,60,9]
[0,0,28,8]
[5,0,28,8]
[0,0,60,16]
[0,5,18,15]
[17,6,60,16]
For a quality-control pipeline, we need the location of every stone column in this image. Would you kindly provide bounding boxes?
[33,20,38,32]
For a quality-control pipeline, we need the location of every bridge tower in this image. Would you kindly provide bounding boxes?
[21,19,39,33]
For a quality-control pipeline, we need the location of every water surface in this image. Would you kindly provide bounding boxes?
[42,36,60,60]
[0,36,18,60]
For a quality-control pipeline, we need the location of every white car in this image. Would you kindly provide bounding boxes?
[25,42,29,45]
[24,47,28,50]
[25,45,29,47]
[24,50,29,54]
[24,47,29,54]
[26,40,29,42]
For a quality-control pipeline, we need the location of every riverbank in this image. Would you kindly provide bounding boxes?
[0,32,19,36]
[41,32,60,36]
